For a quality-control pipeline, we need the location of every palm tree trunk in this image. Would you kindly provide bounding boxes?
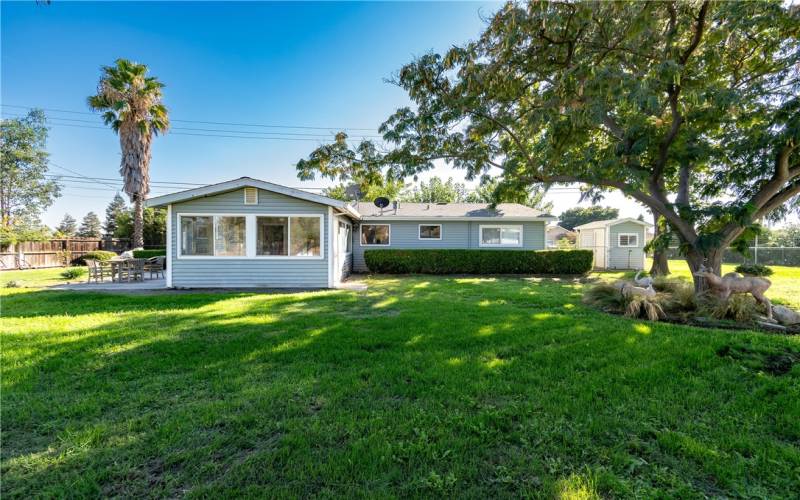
[133,194,144,248]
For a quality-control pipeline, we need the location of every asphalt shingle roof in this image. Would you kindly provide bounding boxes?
[356,202,553,219]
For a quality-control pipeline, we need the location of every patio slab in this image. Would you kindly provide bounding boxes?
[50,278,167,292]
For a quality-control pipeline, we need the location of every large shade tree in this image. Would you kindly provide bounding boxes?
[297,0,799,291]
[88,59,169,248]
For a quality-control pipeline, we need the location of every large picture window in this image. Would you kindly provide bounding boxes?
[361,224,390,246]
[178,214,323,259]
[180,216,213,256]
[479,225,523,247]
[256,215,321,257]
[419,224,442,240]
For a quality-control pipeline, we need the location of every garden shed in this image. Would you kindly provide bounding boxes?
[574,218,652,270]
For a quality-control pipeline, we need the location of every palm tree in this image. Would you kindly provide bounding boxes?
[88,59,169,248]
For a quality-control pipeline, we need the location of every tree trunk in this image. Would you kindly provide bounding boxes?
[686,247,723,293]
[649,214,670,276]
[133,194,144,248]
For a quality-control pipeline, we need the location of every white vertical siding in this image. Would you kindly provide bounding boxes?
[608,221,646,270]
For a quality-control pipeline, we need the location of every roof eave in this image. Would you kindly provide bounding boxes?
[359,215,556,222]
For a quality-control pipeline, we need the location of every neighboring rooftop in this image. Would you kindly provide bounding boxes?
[357,202,555,220]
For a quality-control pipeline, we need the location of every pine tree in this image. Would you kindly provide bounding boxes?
[56,214,77,237]
[103,193,127,237]
[78,212,102,238]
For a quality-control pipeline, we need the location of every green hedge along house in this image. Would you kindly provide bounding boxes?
[146,177,573,288]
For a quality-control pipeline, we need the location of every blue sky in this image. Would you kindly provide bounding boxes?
[2,0,646,227]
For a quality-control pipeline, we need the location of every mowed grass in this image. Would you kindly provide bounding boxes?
[2,267,800,497]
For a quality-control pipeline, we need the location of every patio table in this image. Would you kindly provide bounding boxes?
[106,259,144,282]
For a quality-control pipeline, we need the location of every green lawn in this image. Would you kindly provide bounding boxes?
[2,266,799,497]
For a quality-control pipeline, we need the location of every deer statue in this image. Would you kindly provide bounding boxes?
[693,265,773,320]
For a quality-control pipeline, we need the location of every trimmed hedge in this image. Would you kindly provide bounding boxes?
[734,263,773,276]
[133,249,166,259]
[72,250,117,265]
[363,249,593,275]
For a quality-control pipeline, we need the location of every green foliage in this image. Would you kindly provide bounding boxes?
[114,207,166,246]
[582,283,627,312]
[401,177,468,203]
[78,212,103,238]
[132,249,165,259]
[323,179,406,202]
[4,280,20,288]
[464,177,553,211]
[0,223,51,246]
[297,1,800,281]
[71,250,116,265]
[0,109,61,233]
[734,264,774,277]
[60,267,86,280]
[364,249,593,275]
[103,193,127,237]
[558,207,619,231]
[699,294,762,323]
[55,214,77,237]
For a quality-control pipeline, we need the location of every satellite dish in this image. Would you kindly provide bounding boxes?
[374,197,390,209]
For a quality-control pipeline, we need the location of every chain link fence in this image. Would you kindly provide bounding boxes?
[664,247,800,267]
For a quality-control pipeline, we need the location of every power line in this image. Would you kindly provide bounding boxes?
[1,103,379,132]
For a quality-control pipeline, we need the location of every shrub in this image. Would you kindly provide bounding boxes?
[734,264,773,277]
[133,249,166,259]
[4,280,21,288]
[583,283,626,312]
[698,293,762,322]
[60,267,86,279]
[363,249,593,275]
[72,250,117,265]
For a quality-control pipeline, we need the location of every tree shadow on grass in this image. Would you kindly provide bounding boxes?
[3,276,799,497]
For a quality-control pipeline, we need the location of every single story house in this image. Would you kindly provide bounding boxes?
[146,177,556,288]
[545,224,576,248]
[574,218,652,270]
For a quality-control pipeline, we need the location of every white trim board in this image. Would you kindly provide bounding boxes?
[478,224,524,248]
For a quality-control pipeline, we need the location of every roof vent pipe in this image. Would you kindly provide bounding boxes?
[392,200,399,214]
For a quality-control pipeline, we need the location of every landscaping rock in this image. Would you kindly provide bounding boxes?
[757,320,788,333]
[772,305,800,326]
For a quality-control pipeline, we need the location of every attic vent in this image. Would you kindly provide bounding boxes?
[244,187,258,205]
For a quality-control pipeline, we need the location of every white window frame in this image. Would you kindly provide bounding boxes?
[175,213,324,260]
[618,233,639,248]
[418,223,442,241]
[338,220,353,255]
[479,224,523,248]
[254,214,325,260]
[360,224,391,246]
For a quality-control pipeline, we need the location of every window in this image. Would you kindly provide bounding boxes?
[618,233,638,247]
[256,217,288,256]
[215,216,246,256]
[338,221,352,253]
[290,217,321,256]
[180,216,213,255]
[255,216,322,257]
[361,224,390,246]
[480,225,523,247]
[419,224,442,240]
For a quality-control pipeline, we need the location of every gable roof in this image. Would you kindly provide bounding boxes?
[573,217,653,230]
[145,177,360,218]
[356,202,555,221]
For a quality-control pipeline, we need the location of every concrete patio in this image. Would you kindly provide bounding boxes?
[50,277,167,292]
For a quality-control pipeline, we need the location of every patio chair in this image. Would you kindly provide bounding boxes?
[121,259,146,282]
[85,259,110,283]
[143,256,166,279]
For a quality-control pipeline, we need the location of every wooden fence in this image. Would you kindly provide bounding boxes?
[0,238,131,270]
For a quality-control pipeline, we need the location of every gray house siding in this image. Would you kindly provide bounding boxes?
[352,220,546,272]
[608,221,646,270]
[170,188,330,288]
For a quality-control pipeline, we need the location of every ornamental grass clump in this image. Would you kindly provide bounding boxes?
[698,293,762,323]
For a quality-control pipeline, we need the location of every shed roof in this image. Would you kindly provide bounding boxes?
[573,217,653,230]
